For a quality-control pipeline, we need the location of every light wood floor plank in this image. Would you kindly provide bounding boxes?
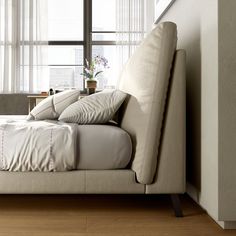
[0,195,235,235]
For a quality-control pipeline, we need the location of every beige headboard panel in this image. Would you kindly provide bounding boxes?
[118,22,177,184]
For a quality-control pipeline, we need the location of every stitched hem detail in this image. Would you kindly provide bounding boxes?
[1,129,4,169]
[49,128,55,171]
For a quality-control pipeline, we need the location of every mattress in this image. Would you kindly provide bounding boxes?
[0,115,132,170]
[76,124,132,170]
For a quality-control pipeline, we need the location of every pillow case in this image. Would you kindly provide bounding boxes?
[58,89,127,124]
[27,89,80,120]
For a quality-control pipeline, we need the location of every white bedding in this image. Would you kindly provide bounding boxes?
[0,116,77,171]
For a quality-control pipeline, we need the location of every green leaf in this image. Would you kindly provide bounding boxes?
[95,71,103,77]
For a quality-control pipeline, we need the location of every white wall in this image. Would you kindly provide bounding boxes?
[200,0,219,221]
[158,0,236,229]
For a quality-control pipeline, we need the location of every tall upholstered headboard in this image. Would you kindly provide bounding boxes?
[117,22,177,184]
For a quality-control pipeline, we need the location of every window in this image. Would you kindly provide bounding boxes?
[48,0,84,90]
[47,0,117,91]
[0,0,152,93]
[92,0,117,89]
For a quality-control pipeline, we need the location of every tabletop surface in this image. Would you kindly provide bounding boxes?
[27,95,48,98]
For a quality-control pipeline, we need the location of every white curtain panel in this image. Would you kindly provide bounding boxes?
[116,0,155,70]
[0,0,48,93]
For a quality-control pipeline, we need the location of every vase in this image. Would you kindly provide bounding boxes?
[86,79,97,95]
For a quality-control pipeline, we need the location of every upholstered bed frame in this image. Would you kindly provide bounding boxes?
[0,22,186,216]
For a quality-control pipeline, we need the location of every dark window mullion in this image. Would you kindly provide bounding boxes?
[92,41,116,46]
[92,31,116,34]
[48,41,84,46]
[84,0,92,63]
[49,65,83,67]
[81,0,92,91]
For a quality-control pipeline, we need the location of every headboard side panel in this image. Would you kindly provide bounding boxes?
[146,50,186,193]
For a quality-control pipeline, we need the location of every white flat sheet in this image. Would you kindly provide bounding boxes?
[0,116,77,171]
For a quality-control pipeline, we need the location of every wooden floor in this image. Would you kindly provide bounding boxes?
[0,194,235,236]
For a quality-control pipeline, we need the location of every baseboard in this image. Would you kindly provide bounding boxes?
[222,221,236,229]
[186,182,236,229]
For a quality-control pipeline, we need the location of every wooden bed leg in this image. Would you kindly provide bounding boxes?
[170,194,183,217]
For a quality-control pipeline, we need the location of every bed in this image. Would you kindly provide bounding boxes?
[0,22,186,217]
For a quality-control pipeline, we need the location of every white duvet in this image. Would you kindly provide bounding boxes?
[0,116,77,171]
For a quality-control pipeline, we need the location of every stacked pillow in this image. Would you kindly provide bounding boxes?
[27,89,80,120]
[27,89,127,124]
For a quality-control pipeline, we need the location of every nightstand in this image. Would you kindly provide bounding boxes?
[27,95,48,112]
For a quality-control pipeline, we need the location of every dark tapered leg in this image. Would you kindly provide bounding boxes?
[170,194,183,217]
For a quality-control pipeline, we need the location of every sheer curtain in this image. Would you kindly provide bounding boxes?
[116,0,155,71]
[0,0,48,93]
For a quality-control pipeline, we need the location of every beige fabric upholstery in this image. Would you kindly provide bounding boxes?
[85,170,144,194]
[0,170,144,194]
[118,22,177,184]
[146,50,186,193]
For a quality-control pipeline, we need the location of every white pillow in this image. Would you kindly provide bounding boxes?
[27,90,80,120]
[58,90,127,124]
